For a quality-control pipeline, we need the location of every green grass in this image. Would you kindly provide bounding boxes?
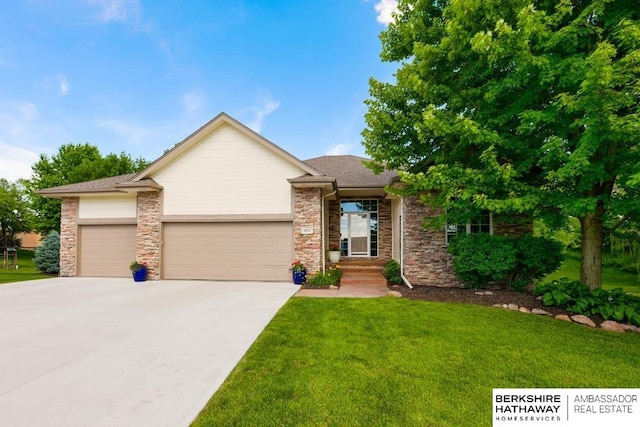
[192,298,640,427]
[0,250,50,284]
[545,251,640,295]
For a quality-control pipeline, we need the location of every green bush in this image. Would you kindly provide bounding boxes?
[328,265,343,283]
[383,259,402,285]
[449,234,564,291]
[535,278,640,326]
[307,266,342,288]
[508,235,564,290]
[448,234,516,290]
[34,231,60,274]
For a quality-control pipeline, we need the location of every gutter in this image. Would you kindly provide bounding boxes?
[399,198,414,289]
[321,189,338,273]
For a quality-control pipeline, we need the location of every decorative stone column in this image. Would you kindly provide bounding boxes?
[136,191,161,280]
[402,195,460,287]
[59,197,79,277]
[293,188,322,275]
[378,199,392,260]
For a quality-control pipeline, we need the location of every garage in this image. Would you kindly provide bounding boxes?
[163,222,293,281]
[78,224,137,277]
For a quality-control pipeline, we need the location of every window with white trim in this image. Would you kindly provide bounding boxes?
[446,211,492,244]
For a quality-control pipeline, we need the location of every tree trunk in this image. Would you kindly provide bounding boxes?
[580,205,605,290]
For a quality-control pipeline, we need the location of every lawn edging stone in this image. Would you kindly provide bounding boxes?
[493,303,638,334]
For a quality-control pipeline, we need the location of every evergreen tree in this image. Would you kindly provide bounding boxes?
[34,231,60,274]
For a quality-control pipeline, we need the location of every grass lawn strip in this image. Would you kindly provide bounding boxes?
[0,250,49,284]
[192,298,640,426]
[546,251,639,296]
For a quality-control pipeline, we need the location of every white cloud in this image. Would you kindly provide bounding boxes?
[374,0,399,25]
[0,101,46,181]
[245,94,280,133]
[326,143,353,156]
[0,143,39,181]
[180,91,204,115]
[58,75,70,96]
[96,117,148,145]
[86,0,141,24]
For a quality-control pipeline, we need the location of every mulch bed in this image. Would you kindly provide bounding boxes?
[388,283,607,325]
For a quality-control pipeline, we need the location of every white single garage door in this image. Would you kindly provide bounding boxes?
[163,222,293,281]
[79,224,137,277]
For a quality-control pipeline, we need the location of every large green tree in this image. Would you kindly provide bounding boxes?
[363,0,640,289]
[27,143,149,234]
[0,179,32,243]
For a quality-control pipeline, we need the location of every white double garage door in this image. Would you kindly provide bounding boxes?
[78,222,293,281]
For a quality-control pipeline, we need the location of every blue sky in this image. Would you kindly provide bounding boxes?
[0,0,399,181]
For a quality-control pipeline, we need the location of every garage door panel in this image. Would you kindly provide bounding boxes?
[79,225,136,277]
[163,222,292,281]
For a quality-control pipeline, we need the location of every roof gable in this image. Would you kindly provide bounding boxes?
[134,112,321,181]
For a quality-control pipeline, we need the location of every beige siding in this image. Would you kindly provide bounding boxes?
[163,222,293,281]
[78,225,136,277]
[79,196,137,219]
[154,124,305,216]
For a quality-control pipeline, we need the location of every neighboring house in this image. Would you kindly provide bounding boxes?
[15,232,42,250]
[39,113,530,286]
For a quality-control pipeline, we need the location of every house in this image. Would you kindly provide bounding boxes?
[39,113,531,286]
[15,232,42,249]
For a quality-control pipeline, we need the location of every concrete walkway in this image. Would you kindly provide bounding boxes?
[0,278,298,427]
[295,264,392,298]
[295,283,391,298]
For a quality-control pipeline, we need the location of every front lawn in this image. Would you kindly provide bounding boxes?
[192,298,640,426]
[545,251,640,295]
[0,250,49,284]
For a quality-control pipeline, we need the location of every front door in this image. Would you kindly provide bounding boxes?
[344,212,370,256]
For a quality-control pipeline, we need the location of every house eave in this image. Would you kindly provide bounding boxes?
[338,187,388,197]
[36,190,130,199]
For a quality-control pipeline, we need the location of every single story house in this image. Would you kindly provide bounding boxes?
[39,113,530,286]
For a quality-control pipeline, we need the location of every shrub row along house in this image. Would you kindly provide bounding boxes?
[39,113,530,285]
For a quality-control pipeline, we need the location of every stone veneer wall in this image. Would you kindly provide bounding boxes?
[293,188,322,274]
[378,199,392,260]
[136,191,161,280]
[328,200,340,251]
[327,197,392,261]
[60,197,79,277]
[402,195,461,287]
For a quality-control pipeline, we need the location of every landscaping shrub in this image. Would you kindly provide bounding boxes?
[383,259,402,285]
[448,233,516,290]
[535,278,640,326]
[508,235,564,290]
[327,265,342,283]
[34,231,60,274]
[449,234,564,291]
[307,265,342,288]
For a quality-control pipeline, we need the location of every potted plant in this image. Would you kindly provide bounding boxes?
[129,260,148,282]
[291,260,306,285]
[328,245,341,263]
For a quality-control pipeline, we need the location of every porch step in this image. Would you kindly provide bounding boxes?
[340,265,387,287]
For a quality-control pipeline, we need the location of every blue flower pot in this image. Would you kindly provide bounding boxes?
[292,270,306,285]
[132,267,148,282]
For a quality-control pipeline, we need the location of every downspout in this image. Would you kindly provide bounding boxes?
[400,198,414,289]
[321,188,337,273]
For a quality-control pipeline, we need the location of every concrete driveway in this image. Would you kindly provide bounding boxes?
[0,278,298,427]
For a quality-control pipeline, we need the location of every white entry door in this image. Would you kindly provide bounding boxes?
[346,213,369,256]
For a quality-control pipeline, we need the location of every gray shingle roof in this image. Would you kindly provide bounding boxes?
[303,155,397,188]
[37,173,160,195]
